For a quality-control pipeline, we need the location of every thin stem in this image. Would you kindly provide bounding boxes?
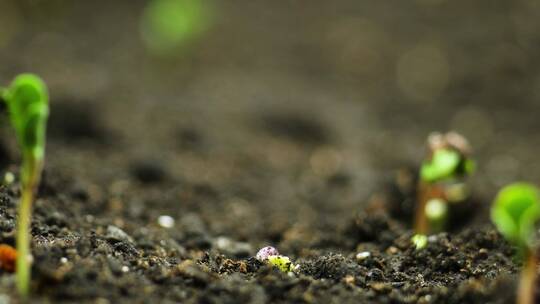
[16,185,34,296]
[517,251,537,304]
[16,157,41,297]
[415,181,447,235]
[414,181,429,234]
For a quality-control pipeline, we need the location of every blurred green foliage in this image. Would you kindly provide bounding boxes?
[420,149,474,183]
[141,0,213,55]
[420,149,460,182]
[491,183,540,257]
[2,74,49,168]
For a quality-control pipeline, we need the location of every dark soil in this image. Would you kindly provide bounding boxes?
[0,167,522,304]
[1,0,539,303]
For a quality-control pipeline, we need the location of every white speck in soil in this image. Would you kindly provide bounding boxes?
[158,215,175,228]
[60,257,68,264]
[428,235,438,242]
[122,266,129,273]
[356,251,371,260]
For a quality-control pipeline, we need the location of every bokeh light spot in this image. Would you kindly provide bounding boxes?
[140,0,213,55]
[396,42,450,103]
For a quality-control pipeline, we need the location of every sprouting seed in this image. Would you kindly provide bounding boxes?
[267,255,294,273]
[413,132,474,247]
[256,246,279,261]
[255,246,295,273]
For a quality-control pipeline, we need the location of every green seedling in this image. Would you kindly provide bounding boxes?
[0,74,49,296]
[256,246,296,273]
[267,255,295,273]
[411,233,428,250]
[414,132,474,243]
[491,183,540,304]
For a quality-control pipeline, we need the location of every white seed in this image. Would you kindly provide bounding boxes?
[157,215,175,228]
[356,251,371,260]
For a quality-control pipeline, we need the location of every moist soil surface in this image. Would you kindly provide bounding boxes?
[0,161,522,304]
[1,0,540,303]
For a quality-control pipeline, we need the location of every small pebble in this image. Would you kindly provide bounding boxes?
[356,251,371,261]
[158,215,175,228]
[343,275,355,285]
[256,246,280,261]
[478,248,489,259]
[106,225,133,243]
[386,246,399,254]
[370,282,391,292]
[121,266,129,273]
[60,257,68,264]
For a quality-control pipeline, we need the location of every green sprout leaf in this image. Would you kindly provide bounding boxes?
[267,255,295,273]
[411,234,428,250]
[491,183,540,254]
[3,74,49,165]
[420,148,461,183]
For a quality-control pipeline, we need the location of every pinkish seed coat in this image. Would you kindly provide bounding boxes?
[256,246,279,261]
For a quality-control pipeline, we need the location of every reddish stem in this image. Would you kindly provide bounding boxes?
[517,252,537,304]
[414,181,447,235]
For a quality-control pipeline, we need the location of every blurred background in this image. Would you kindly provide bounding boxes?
[1,0,539,214]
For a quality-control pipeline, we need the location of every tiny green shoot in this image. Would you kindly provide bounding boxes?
[1,74,49,296]
[267,255,295,273]
[491,183,540,304]
[411,234,428,250]
[414,132,474,243]
[420,148,461,183]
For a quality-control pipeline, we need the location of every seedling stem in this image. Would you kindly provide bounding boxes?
[16,157,41,296]
[518,251,537,304]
